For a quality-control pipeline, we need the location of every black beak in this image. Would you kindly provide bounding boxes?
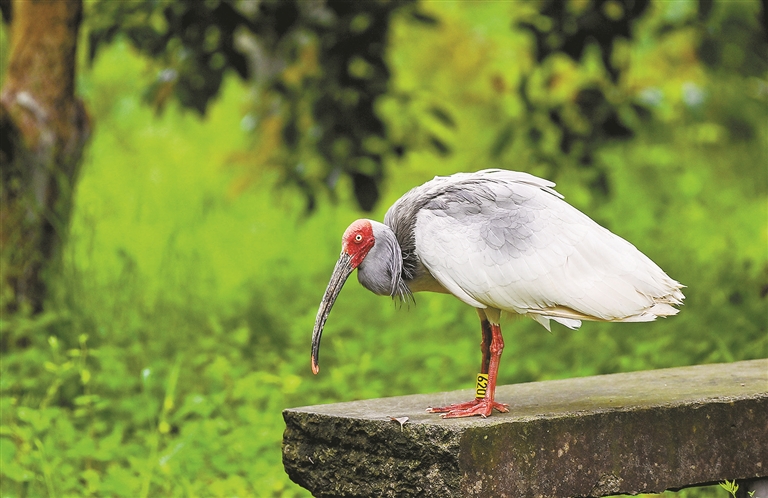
[311,251,354,374]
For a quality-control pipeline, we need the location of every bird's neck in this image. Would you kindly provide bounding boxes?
[357,221,411,301]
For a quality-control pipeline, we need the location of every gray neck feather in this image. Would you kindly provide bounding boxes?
[357,220,413,302]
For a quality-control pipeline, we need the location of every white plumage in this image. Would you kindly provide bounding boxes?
[393,169,684,331]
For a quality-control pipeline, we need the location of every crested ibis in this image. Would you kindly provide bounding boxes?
[311,169,684,418]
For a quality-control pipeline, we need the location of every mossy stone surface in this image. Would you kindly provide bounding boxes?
[283,359,768,497]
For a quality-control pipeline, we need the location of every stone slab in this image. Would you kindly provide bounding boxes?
[283,359,768,497]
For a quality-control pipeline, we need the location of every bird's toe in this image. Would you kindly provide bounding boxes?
[427,399,482,413]
[436,399,507,418]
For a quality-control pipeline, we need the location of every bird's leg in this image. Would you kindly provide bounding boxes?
[440,322,509,418]
[479,317,492,376]
[427,314,509,417]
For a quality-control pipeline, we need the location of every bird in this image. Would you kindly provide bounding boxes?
[310,169,684,418]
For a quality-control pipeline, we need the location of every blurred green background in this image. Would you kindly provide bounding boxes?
[1,1,766,496]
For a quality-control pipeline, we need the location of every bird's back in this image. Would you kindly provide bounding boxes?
[387,169,684,330]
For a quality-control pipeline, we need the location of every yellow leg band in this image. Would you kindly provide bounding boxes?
[475,373,489,399]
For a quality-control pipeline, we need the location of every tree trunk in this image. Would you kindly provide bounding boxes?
[0,0,90,315]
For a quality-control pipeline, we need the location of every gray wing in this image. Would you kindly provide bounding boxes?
[412,170,684,330]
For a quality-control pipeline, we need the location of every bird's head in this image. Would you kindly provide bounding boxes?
[311,219,376,375]
[341,219,376,268]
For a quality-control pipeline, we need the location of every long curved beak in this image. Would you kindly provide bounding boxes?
[311,251,354,375]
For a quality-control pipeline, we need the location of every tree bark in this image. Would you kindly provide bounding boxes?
[1,0,90,315]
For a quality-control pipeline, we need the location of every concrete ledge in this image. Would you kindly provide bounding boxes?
[283,359,767,497]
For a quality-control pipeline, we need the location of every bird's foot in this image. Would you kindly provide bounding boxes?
[427,399,509,418]
[427,399,483,413]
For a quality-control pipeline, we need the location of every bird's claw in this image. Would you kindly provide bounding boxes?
[427,399,509,418]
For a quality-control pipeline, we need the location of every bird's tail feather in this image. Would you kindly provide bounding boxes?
[528,298,681,330]
[529,314,582,331]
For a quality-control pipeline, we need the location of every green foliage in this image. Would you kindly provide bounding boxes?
[719,480,739,498]
[84,0,424,212]
[1,1,766,496]
[716,480,756,498]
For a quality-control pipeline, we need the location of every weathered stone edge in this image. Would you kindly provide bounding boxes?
[457,394,768,498]
[282,410,466,497]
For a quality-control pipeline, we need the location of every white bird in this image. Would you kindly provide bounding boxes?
[311,169,684,418]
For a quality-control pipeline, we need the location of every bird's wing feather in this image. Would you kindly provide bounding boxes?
[413,170,684,327]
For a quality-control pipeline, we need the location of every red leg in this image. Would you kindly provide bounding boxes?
[428,320,509,417]
[479,318,492,375]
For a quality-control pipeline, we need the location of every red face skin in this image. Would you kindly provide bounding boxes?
[341,219,375,268]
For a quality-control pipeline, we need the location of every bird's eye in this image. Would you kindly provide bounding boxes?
[354,234,363,243]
